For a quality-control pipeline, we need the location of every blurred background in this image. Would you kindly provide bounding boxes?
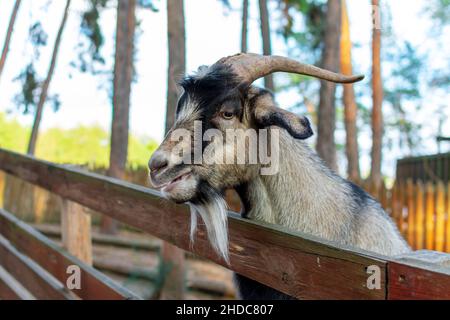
[0,0,449,299]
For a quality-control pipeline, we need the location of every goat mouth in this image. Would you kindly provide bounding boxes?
[161,171,192,192]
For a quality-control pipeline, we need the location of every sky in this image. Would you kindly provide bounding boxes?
[0,0,449,177]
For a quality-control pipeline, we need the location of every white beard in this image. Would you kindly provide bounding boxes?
[188,194,229,263]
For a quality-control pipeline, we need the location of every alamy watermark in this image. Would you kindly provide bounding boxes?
[168,121,280,175]
[66,265,81,290]
[366,265,381,290]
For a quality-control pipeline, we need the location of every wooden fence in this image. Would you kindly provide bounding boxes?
[361,180,450,253]
[1,148,450,299]
[396,152,450,183]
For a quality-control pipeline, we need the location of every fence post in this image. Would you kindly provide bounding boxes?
[33,187,49,223]
[61,200,93,265]
[159,243,185,299]
[435,181,445,252]
[415,180,425,250]
[406,179,415,248]
[425,182,435,250]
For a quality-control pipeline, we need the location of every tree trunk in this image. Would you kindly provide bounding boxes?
[27,0,71,156]
[370,0,383,186]
[340,0,360,182]
[241,0,249,53]
[159,0,186,300]
[0,0,22,82]
[165,0,186,133]
[316,0,341,171]
[100,0,136,234]
[258,0,274,92]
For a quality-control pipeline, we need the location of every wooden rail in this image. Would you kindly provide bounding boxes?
[1,148,450,299]
[0,208,140,300]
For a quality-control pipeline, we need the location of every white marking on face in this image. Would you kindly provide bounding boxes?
[175,97,201,126]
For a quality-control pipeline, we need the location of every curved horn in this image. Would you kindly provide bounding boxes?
[214,53,364,84]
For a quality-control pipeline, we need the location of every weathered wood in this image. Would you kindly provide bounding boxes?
[61,200,93,265]
[3,174,34,221]
[0,148,387,299]
[33,223,160,251]
[0,171,4,208]
[0,208,140,300]
[406,179,415,247]
[397,181,405,235]
[34,186,49,223]
[0,234,74,299]
[388,251,450,300]
[425,182,435,250]
[435,182,445,252]
[159,243,186,299]
[446,182,450,252]
[415,181,425,250]
[0,265,35,300]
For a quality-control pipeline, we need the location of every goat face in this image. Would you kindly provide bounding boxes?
[149,64,313,204]
[148,53,363,260]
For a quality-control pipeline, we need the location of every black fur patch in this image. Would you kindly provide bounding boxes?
[177,64,243,119]
[348,181,372,204]
[234,274,296,300]
[190,179,224,206]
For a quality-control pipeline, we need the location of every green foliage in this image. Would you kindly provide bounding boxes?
[12,19,60,115]
[280,0,327,63]
[137,0,159,11]
[74,0,110,73]
[13,64,40,114]
[426,0,450,27]
[0,114,30,153]
[383,39,424,154]
[0,112,157,168]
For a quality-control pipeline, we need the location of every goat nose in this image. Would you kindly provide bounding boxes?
[149,151,169,173]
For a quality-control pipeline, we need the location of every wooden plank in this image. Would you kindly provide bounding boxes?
[0,208,140,300]
[425,182,435,250]
[159,243,186,299]
[415,181,425,250]
[435,182,445,252]
[33,223,160,251]
[61,200,93,265]
[0,265,35,300]
[388,256,450,300]
[446,182,450,253]
[406,179,415,247]
[0,148,387,299]
[0,171,4,208]
[398,181,405,236]
[0,235,74,299]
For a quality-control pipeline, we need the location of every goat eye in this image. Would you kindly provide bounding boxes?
[221,111,234,120]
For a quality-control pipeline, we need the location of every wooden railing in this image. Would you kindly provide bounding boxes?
[0,208,139,300]
[1,148,450,299]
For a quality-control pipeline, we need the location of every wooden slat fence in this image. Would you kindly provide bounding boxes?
[361,179,450,253]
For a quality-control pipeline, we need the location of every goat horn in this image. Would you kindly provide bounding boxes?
[214,53,364,84]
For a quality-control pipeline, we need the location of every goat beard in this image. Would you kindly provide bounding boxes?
[188,184,229,263]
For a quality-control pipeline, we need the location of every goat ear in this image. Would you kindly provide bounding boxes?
[253,103,313,140]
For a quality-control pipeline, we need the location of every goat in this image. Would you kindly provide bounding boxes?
[149,53,411,299]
